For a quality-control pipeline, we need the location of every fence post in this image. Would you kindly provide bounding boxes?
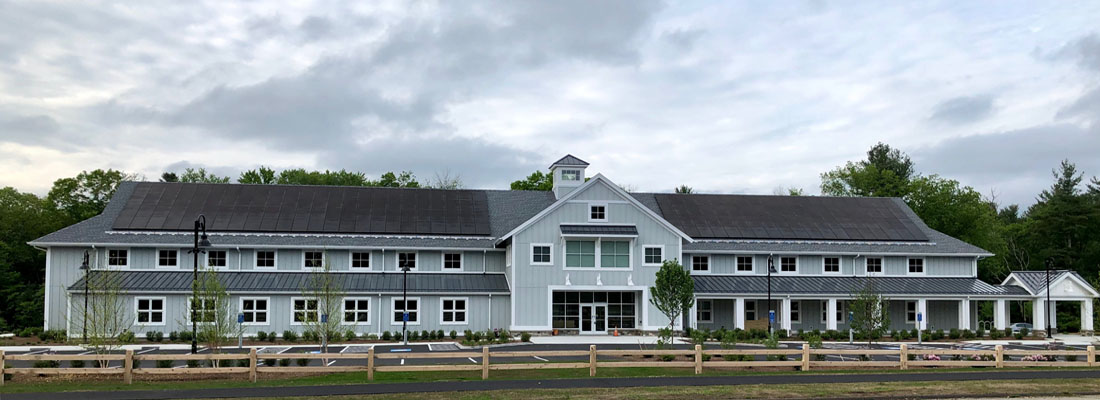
[694,345,703,374]
[367,347,375,381]
[899,344,907,370]
[802,343,811,371]
[481,346,489,380]
[1,349,5,386]
[995,345,1004,369]
[124,349,134,385]
[1089,346,1096,367]
[249,348,258,383]
[589,345,597,377]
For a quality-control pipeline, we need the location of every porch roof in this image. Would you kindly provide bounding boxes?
[692,275,1031,297]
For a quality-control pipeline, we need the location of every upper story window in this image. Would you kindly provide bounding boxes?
[398,252,417,270]
[255,250,276,269]
[351,252,371,270]
[561,169,582,181]
[531,244,552,265]
[207,250,228,269]
[600,241,630,268]
[443,253,463,270]
[643,246,663,265]
[565,240,596,268]
[589,204,607,222]
[303,251,324,269]
[908,258,924,274]
[108,249,128,268]
[823,257,840,273]
[736,256,753,272]
[780,256,797,273]
[158,250,177,268]
[692,255,709,272]
[866,257,883,274]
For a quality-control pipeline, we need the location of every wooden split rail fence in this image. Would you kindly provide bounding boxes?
[1,344,1097,386]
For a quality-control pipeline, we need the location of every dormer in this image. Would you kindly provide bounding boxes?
[549,154,589,199]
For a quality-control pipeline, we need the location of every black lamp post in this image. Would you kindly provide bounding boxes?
[80,250,90,343]
[1045,258,1053,338]
[400,260,412,345]
[767,256,777,335]
[189,215,211,354]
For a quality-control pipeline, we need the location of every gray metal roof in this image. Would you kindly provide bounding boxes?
[1008,270,1090,295]
[560,224,638,236]
[549,154,589,168]
[68,270,510,294]
[692,275,1031,297]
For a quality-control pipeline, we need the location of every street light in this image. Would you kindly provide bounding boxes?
[400,260,412,345]
[79,250,90,343]
[1045,258,1053,338]
[189,215,211,354]
[767,256,777,335]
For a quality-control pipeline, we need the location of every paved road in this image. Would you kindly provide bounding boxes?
[6,369,1100,400]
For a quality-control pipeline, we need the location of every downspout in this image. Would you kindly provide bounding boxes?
[236,246,242,270]
[483,250,487,273]
[488,294,493,331]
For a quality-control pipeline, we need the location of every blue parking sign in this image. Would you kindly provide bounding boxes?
[237,313,244,324]
[768,310,775,323]
[917,312,922,322]
[403,312,410,322]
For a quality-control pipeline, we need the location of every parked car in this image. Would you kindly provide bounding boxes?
[1009,322,1033,334]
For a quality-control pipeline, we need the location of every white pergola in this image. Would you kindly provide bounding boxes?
[1001,270,1098,335]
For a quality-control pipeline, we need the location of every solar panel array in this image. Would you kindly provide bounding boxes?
[654,194,928,242]
[112,182,492,236]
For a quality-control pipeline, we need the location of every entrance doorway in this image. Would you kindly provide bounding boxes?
[581,304,607,334]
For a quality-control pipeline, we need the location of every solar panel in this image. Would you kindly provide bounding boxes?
[112,182,492,236]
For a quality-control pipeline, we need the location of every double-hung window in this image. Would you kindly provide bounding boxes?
[441,298,467,324]
[392,298,419,325]
[135,297,164,325]
[303,251,324,269]
[601,241,630,268]
[790,301,801,323]
[643,246,663,265]
[398,252,417,270]
[780,256,797,273]
[906,301,917,323]
[350,252,371,270]
[736,256,753,272]
[343,298,370,324]
[823,257,840,273]
[692,255,709,272]
[292,298,319,324]
[696,300,713,323]
[820,301,829,323]
[866,257,883,274]
[908,258,924,274]
[255,250,276,269]
[241,298,268,325]
[443,253,462,270]
[207,250,227,269]
[158,250,178,268]
[565,241,596,268]
[108,249,128,268]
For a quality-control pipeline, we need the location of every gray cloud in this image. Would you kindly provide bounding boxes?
[662,28,706,51]
[929,95,996,124]
[1054,33,1100,72]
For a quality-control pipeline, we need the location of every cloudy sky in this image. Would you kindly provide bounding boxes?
[2,1,1099,208]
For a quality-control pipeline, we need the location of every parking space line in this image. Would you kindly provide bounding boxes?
[137,348,158,355]
[533,356,549,362]
[468,357,478,364]
[23,349,50,355]
[277,347,291,354]
[326,360,336,366]
[77,350,94,355]
[400,359,405,365]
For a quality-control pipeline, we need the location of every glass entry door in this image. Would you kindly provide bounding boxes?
[581,304,608,334]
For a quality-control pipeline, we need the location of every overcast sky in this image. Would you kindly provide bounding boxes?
[2,1,1099,208]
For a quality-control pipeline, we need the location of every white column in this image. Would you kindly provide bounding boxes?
[734,298,745,330]
[994,299,1007,330]
[827,299,838,331]
[958,299,971,331]
[917,299,928,331]
[781,298,792,331]
[1048,300,1057,331]
[688,302,698,330]
[1033,299,1046,333]
[1082,300,1094,333]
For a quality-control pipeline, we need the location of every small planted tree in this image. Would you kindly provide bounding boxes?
[69,268,131,367]
[649,259,694,346]
[302,253,344,354]
[850,280,890,347]
[192,266,243,359]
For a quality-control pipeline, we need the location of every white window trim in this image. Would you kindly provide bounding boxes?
[391,296,421,326]
[254,250,278,270]
[205,249,230,270]
[561,169,582,182]
[790,300,801,323]
[691,255,711,274]
[155,248,179,269]
[598,238,633,270]
[302,250,325,270]
[134,296,166,326]
[439,297,469,325]
[397,251,418,271]
[745,300,757,320]
[822,256,842,275]
[341,297,372,325]
[735,255,755,273]
[820,300,829,323]
[905,301,917,323]
[290,297,320,326]
[642,245,664,266]
[562,239,598,270]
[696,299,713,323]
[349,251,372,272]
[442,252,464,271]
[907,257,926,276]
[239,297,271,326]
[186,297,219,324]
[865,257,884,276]
[587,202,608,222]
[106,248,129,270]
[530,243,554,266]
[778,256,798,274]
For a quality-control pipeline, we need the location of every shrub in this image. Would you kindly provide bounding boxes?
[382,331,392,341]
[471,331,481,342]
[256,331,268,341]
[990,329,1003,340]
[296,358,310,367]
[69,360,85,368]
[806,334,826,361]
[218,359,233,368]
[1066,354,1078,362]
[302,330,318,342]
[18,327,43,337]
[1014,331,1024,340]
[450,330,458,339]
[410,331,420,341]
[764,333,787,361]
[237,359,250,367]
[690,329,708,347]
[897,329,909,340]
[1004,328,1012,338]
[169,331,180,342]
[932,329,945,341]
[976,327,985,338]
[1020,327,1030,338]
[948,329,960,340]
[119,330,136,343]
[146,331,159,342]
[823,330,838,341]
[187,359,201,368]
[345,330,357,342]
[961,329,976,340]
[264,358,277,366]
[437,330,445,340]
[34,360,60,368]
[283,330,298,342]
[797,329,804,338]
[660,354,676,362]
[154,331,164,342]
[776,329,788,339]
[38,329,66,342]
[157,360,173,368]
[178,330,193,342]
[421,330,429,341]
[910,328,918,339]
[521,332,532,342]
[278,359,290,367]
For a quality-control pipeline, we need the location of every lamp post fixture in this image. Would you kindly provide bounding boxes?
[189,215,211,354]
[79,250,90,343]
[400,260,412,345]
[1045,258,1053,338]
[767,255,777,335]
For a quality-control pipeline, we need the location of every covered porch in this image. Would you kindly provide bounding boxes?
[1001,270,1099,335]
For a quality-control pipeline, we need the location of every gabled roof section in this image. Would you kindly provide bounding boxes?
[1003,270,1099,297]
[496,174,693,246]
[549,154,589,168]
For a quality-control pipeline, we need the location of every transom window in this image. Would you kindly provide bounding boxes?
[136,297,164,325]
[398,252,417,270]
[303,251,324,269]
[600,241,630,268]
[158,250,177,268]
[736,256,753,272]
[697,300,713,323]
[241,298,268,324]
[392,298,419,325]
[589,205,607,221]
[565,241,596,268]
[255,250,276,268]
[692,255,709,272]
[532,245,552,264]
[908,258,924,274]
[441,298,467,324]
[207,250,227,268]
[561,169,581,181]
[866,257,883,274]
[343,298,370,324]
[906,301,917,323]
[443,253,462,270]
[643,246,663,265]
[108,249,128,267]
[293,298,319,323]
[780,256,797,272]
[790,301,801,323]
[351,252,371,270]
[189,298,217,323]
[824,257,840,273]
[745,300,757,320]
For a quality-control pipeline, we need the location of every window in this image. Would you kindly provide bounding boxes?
[780,256,797,272]
[745,300,757,320]
[908,258,924,274]
[158,250,178,268]
[343,298,370,324]
[443,253,462,270]
[866,257,883,274]
[189,298,216,323]
[565,241,596,268]
[398,252,417,270]
[255,250,276,269]
[601,241,630,268]
[736,256,753,272]
[790,301,800,323]
[108,249,128,268]
[241,298,269,325]
[552,291,636,330]
[643,246,663,265]
[823,257,840,273]
[697,300,713,323]
[303,251,324,269]
[135,297,164,325]
[837,301,847,323]
[441,298,467,324]
[292,298,319,324]
[820,301,829,323]
[589,204,607,221]
[531,244,552,265]
[906,301,917,323]
[392,298,420,325]
[692,255,709,272]
[207,250,227,268]
[820,301,848,324]
[350,252,371,270]
[561,169,581,181]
